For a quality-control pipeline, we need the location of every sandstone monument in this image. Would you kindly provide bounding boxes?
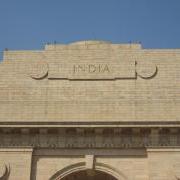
[0,40,179,180]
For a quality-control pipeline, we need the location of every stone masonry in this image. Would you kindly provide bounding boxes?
[0,40,179,180]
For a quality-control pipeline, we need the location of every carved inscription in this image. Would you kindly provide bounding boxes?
[48,62,136,79]
[73,64,110,74]
[29,61,158,80]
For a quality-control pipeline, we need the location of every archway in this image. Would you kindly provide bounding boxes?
[61,170,117,180]
[49,162,127,180]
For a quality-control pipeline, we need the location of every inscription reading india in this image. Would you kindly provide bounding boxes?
[73,64,110,74]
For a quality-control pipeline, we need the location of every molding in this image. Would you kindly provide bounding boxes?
[1,121,180,128]
[33,148,147,156]
[0,148,33,153]
[0,132,180,149]
[147,148,180,152]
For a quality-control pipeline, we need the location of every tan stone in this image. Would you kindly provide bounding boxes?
[0,41,180,180]
[0,41,179,123]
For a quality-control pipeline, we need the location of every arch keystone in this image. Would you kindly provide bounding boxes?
[85,155,94,170]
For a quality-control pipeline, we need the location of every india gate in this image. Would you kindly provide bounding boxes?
[0,40,180,180]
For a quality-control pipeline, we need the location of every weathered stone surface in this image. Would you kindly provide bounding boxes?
[0,41,180,180]
[0,41,179,123]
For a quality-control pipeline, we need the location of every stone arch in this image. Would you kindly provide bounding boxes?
[49,162,127,180]
[49,162,86,180]
[95,162,127,180]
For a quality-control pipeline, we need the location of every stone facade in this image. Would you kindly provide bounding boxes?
[0,40,179,180]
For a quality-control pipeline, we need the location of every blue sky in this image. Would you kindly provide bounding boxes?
[0,0,180,59]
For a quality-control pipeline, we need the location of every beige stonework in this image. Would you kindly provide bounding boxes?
[0,40,179,180]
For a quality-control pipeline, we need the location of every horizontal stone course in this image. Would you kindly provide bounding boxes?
[0,41,179,124]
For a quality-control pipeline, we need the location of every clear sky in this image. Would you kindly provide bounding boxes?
[0,0,180,59]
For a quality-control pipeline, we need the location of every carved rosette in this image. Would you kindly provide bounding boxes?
[0,164,10,180]
[136,61,158,79]
[29,61,48,79]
